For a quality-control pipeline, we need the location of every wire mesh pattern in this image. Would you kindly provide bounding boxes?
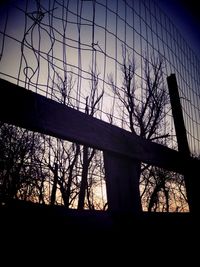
[0,0,199,211]
[0,0,199,153]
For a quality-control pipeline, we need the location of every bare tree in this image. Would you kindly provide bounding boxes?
[109,47,188,212]
[46,71,81,208]
[110,48,169,140]
[46,137,80,208]
[0,123,47,204]
[78,69,104,210]
[1,1,106,210]
[45,66,104,210]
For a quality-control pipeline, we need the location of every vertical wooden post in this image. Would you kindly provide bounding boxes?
[167,74,197,213]
[103,151,142,213]
[167,74,190,155]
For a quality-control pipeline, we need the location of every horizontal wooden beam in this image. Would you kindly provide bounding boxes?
[0,78,198,174]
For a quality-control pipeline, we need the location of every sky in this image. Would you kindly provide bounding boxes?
[0,0,199,154]
[155,0,200,57]
[1,0,200,56]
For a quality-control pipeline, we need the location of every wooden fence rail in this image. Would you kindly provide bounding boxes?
[0,78,199,213]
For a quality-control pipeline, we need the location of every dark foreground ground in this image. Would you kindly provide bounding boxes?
[1,200,199,265]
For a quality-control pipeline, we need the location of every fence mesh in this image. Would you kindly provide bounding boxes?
[0,0,199,210]
[0,0,199,154]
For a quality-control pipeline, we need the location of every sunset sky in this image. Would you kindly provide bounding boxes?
[0,0,199,154]
[0,0,199,212]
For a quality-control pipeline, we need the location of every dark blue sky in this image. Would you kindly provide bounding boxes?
[155,0,200,57]
[1,0,200,56]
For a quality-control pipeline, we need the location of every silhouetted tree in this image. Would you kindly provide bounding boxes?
[44,71,81,208]
[46,66,104,209]
[78,69,104,210]
[0,123,47,203]
[109,47,188,211]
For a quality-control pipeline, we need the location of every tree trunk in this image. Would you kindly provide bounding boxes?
[78,146,89,210]
[50,163,58,205]
[65,144,80,208]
